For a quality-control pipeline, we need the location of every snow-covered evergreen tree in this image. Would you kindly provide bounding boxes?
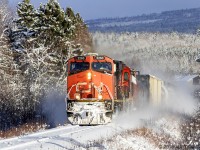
[73,12,92,52]
[35,0,74,50]
[8,0,36,52]
[15,0,76,81]
[17,0,36,28]
[65,7,92,52]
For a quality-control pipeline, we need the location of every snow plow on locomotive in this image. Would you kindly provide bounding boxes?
[66,53,165,125]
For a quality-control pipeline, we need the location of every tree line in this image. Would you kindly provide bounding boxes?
[87,7,200,33]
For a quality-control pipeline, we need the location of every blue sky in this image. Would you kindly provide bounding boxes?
[10,0,200,20]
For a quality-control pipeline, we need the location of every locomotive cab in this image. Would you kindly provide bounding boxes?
[66,54,115,125]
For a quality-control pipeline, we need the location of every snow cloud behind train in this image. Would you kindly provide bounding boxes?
[10,0,200,20]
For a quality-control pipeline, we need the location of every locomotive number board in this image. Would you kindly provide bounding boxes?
[94,56,105,60]
[75,56,86,60]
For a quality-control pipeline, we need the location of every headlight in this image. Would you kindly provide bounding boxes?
[74,93,80,100]
[87,72,92,80]
[98,94,103,100]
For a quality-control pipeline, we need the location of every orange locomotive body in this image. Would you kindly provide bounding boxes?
[66,53,137,125]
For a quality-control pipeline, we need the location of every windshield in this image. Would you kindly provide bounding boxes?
[70,62,89,74]
[92,62,112,73]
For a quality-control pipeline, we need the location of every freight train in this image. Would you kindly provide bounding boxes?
[66,53,165,125]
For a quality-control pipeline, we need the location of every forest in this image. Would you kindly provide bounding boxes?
[0,0,92,135]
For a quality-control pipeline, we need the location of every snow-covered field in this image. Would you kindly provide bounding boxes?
[94,19,162,28]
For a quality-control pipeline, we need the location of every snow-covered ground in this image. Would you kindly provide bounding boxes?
[0,107,184,150]
[0,123,126,150]
[0,125,108,150]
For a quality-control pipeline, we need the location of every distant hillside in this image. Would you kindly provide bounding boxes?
[86,8,200,33]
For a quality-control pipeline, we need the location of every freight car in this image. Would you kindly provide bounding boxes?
[136,75,164,106]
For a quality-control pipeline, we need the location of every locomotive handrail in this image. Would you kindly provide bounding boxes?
[102,83,115,111]
[93,82,112,99]
[101,84,114,100]
[67,84,77,99]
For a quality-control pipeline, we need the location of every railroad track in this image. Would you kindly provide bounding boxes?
[0,125,102,150]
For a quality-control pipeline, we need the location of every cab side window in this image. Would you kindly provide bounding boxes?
[124,72,129,81]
